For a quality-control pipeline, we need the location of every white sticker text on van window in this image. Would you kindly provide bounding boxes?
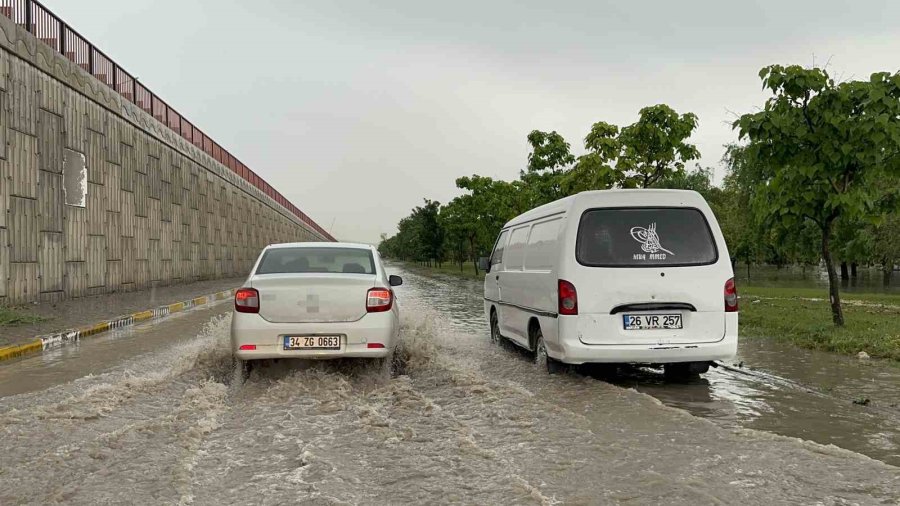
[630,223,674,260]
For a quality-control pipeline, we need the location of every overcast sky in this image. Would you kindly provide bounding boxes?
[48,0,900,243]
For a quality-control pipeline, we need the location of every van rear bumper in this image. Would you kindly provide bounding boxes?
[553,314,738,364]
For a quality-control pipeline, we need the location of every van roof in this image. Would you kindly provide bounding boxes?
[502,189,705,229]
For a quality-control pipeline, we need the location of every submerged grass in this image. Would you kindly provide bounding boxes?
[0,307,46,327]
[740,286,900,361]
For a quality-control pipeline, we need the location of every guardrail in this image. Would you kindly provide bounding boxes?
[0,0,334,241]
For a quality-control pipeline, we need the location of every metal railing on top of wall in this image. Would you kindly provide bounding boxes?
[0,0,334,241]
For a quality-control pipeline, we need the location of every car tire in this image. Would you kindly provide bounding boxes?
[233,357,252,383]
[490,310,501,345]
[534,330,564,374]
[664,361,709,380]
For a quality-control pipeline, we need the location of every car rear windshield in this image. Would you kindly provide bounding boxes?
[255,247,376,274]
[576,208,718,267]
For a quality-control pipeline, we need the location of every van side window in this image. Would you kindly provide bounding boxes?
[504,226,530,270]
[491,230,509,267]
[524,218,561,271]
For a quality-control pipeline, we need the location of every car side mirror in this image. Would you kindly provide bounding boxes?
[478,257,491,273]
[389,275,403,287]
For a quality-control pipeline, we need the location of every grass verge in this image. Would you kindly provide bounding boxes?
[740,286,900,360]
[0,307,47,327]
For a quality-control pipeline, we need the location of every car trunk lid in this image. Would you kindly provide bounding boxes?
[250,274,375,323]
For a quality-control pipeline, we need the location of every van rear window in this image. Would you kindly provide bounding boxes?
[576,208,718,267]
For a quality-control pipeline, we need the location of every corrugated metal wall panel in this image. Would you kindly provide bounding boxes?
[105,162,122,212]
[106,211,121,261]
[9,262,38,303]
[121,236,134,284]
[9,60,36,136]
[38,109,63,173]
[39,231,63,293]
[87,235,105,288]
[64,206,87,262]
[38,170,63,233]
[120,142,135,192]
[37,73,64,116]
[134,216,149,260]
[65,93,86,152]
[120,190,135,237]
[86,182,106,236]
[9,196,37,262]
[9,130,38,198]
[65,261,87,297]
[86,130,106,185]
[106,259,122,289]
[0,228,7,298]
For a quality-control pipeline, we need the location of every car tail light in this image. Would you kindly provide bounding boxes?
[367,343,385,349]
[235,288,260,313]
[239,344,257,351]
[367,288,393,312]
[724,278,738,312]
[558,279,578,316]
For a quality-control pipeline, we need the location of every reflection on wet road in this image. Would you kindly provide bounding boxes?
[0,266,898,504]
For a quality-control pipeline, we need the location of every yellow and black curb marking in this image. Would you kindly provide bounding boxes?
[0,288,237,363]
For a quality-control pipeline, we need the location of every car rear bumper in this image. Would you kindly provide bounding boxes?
[553,313,738,364]
[231,310,399,361]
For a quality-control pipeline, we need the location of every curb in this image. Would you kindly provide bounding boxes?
[0,288,237,363]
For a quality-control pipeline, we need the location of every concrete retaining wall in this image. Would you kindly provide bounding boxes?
[0,16,326,304]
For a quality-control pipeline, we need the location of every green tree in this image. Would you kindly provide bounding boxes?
[616,104,700,188]
[734,64,900,325]
[560,105,700,192]
[523,130,576,204]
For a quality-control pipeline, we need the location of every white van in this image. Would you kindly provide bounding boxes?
[480,189,737,377]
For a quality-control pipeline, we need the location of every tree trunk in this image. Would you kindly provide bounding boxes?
[884,259,894,286]
[746,261,751,282]
[469,236,479,276]
[840,261,849,280]
[822,220,844,326]
[850,262,858,278]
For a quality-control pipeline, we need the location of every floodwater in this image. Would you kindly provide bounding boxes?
[734,263,898,293]
[1,267,898,504]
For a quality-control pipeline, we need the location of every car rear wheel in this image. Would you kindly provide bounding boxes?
[534,330,564,374]
[233,357,252,383]
[490,311,501,344]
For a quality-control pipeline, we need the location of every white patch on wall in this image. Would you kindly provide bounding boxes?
[63,149,88,207]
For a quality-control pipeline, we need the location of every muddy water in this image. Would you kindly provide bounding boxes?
[413,267,900,466]
[1,267,898,504]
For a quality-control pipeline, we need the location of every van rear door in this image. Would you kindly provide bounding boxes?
[571,207,728,345]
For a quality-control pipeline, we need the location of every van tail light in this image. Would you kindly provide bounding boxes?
[367,288,393,312]
[239,344,257,351]
[558,279,578,316]
[235,288,260,313]
[367,343,385,349]
[724,278,738,312]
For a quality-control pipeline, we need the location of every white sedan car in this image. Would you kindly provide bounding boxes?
[231,242,402,371]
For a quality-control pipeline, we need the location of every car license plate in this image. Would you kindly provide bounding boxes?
[623,314,682,330]
[283,335,342,350]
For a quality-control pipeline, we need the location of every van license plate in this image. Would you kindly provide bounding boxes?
[623,314,682,330]
[284,335,341,350]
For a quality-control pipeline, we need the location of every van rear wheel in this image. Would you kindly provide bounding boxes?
[534,331,565,374]
[664,361,709,380]
[490,311,501,344]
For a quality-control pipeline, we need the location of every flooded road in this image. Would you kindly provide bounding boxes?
[1,267,898,504]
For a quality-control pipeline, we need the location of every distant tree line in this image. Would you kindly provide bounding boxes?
[379,65,900,326]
